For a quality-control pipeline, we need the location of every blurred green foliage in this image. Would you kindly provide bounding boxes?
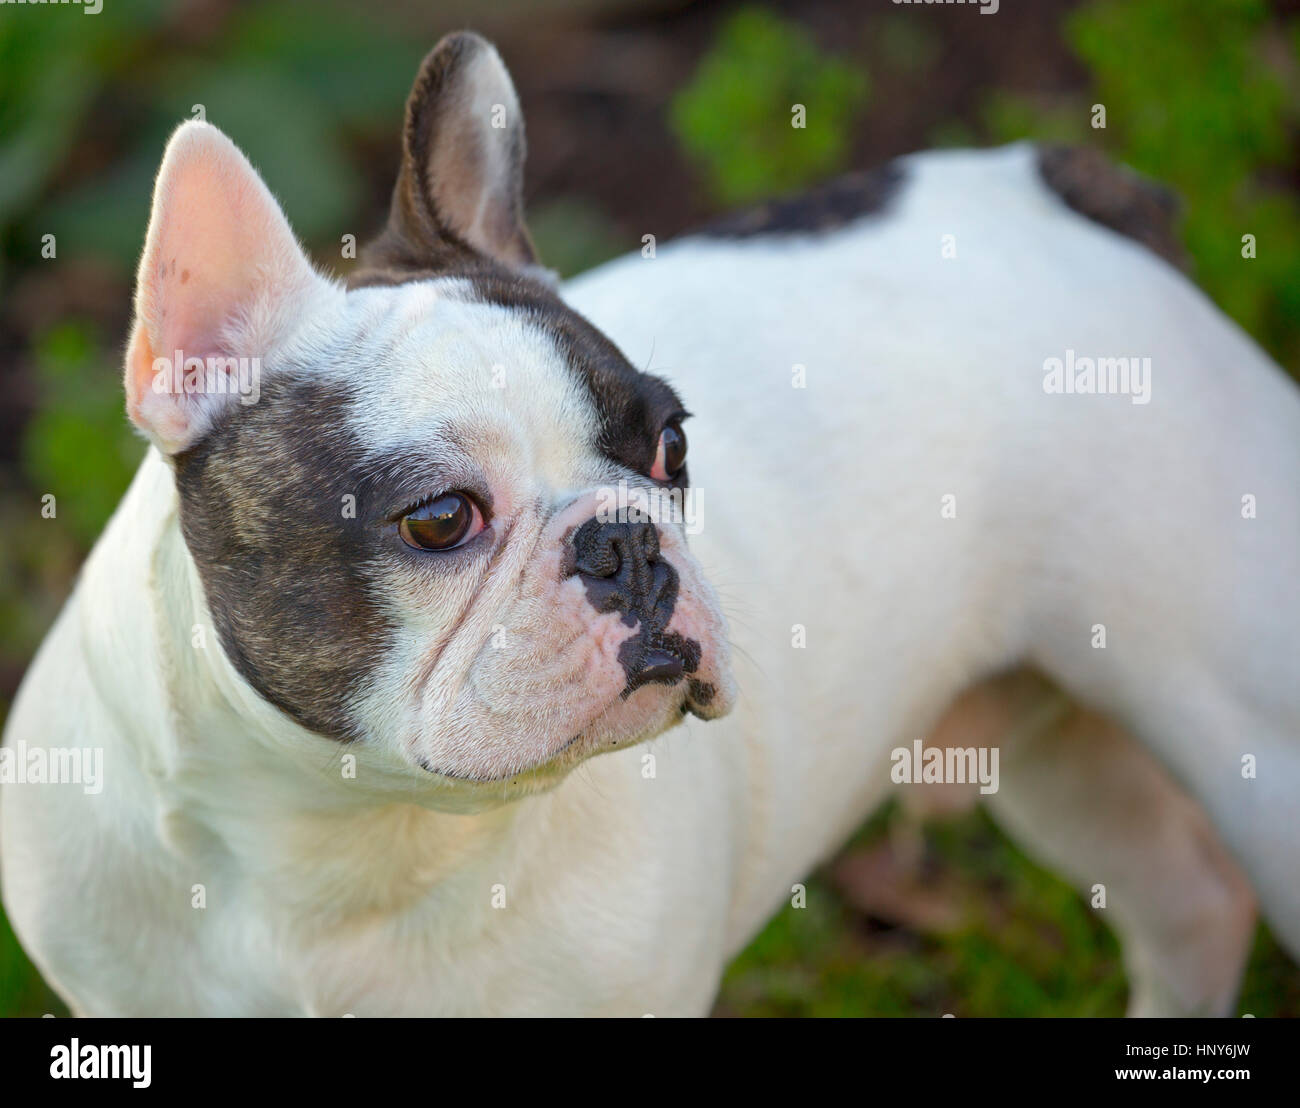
[527,199,629,282]
[22,323,143,547]
[1,0,424,270]
[669,8,869,205]
[1072,0,1300,366]
[0,906,64,1017]
[986,0,1300,368]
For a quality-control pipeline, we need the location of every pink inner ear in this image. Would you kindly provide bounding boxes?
[126,122,316,453]
[145,159,270,357]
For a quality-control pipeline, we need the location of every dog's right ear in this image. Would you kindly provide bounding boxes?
[355,31,538,281]
[125,121,322,455]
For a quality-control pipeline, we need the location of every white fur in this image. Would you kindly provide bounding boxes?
[3,141,1297,1015]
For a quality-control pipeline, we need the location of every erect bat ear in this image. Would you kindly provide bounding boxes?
[356,31,538,281]
[124,121,322,455]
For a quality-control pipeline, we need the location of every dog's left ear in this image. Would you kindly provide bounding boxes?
[359,31,537,279]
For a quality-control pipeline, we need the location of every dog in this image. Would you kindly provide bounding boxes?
[2,30,1296,1016]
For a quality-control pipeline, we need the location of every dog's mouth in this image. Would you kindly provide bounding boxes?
[404,546,735,789]
[618,627,700,693]
[417,674,712,787]
[617,625,722,722]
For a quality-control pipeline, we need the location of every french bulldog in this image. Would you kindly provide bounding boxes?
[2,31,1297,1017]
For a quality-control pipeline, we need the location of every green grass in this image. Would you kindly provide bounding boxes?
[0,900,66,1017]
[716,805,1298,1018]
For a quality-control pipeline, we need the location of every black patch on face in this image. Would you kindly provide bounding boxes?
[172,374,396,742]
[1037,145,1187,271]
[567,517,701,696]
[693,162,905,238]
[503,284,686,483]
[351,258,688,483]
[661,632,701,674]
[687,679,714,708]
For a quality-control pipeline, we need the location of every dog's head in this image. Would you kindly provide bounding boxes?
[123,32,735,796]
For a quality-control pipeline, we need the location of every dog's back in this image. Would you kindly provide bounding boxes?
[565,141,1300,1004]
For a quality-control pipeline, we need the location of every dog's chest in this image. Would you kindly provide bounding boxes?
[177,750,740,1016]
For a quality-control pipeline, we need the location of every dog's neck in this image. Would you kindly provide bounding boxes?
[84,449,547,922]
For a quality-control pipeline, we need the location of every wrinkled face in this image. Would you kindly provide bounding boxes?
[172,277,735,786]
[123,32,735,795]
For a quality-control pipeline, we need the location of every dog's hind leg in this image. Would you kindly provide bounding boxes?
[982,682,1257,1017]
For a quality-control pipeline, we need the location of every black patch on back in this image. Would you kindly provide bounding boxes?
[693,162,905,238]
[1037,144,1187,271]
[172,374,395,742]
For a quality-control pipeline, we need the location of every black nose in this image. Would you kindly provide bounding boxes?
[571,517,658,585]
[569,518,670,620]
[568,517,684,685]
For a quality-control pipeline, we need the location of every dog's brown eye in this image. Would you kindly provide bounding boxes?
[651,421,687,481]
[399,493,479,551]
